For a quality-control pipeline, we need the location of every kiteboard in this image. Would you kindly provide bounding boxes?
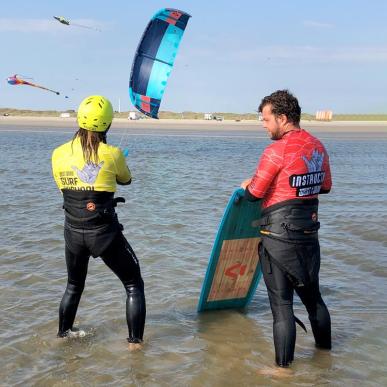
[197,188,262,312]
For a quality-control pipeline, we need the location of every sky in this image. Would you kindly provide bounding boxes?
[1,0,387,114]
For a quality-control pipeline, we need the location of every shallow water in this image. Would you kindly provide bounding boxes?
[0,125,386,386]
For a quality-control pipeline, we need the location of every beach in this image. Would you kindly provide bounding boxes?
[1,115,387,134]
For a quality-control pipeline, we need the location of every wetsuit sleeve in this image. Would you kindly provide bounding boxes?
[248,144,283,198]
[320,150,332,194]
[114,149,132,185]
[51,149,62,191]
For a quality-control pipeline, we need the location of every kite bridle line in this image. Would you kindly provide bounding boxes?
[118,127,130,158]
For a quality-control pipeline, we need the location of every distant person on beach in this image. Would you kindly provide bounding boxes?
[52,95,145,350]
[241,90,332,373]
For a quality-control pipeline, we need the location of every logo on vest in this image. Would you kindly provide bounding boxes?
[72,161,104,185]
[86,202,96,211]
[289,149,325,197]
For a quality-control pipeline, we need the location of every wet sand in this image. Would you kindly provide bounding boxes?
[0,116,386,139]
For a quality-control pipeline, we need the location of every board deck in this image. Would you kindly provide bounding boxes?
[198,188,262,312]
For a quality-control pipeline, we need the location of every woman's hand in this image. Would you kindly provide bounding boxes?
[240,178,251,190]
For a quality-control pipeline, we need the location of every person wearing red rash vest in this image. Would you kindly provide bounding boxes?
[241,90,332,372]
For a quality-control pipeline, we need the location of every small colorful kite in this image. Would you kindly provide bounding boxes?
[53,16,70,25]
[53,16,101,31]
[7,74,60,95]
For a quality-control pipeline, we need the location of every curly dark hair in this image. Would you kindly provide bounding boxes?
[258,90,301,125]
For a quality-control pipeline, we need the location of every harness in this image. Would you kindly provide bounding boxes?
[62,189,126,228]
[259,199,320,242]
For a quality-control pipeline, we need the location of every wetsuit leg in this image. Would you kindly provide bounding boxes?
[260,247,296,367]
[295,282,331,349]
[58,243,90,337]
[101,232,146,343]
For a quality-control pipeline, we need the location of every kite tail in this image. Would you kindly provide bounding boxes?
[71,23,101,32]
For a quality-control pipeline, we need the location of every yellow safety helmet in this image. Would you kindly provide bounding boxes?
[77,95,113,132]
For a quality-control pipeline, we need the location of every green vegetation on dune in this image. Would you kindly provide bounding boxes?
[330,114,387,121]
[0,108,70,117]
[113,111,259,120]
[301,113,387,121]
[159,111,259,120]
[1,108,387,121]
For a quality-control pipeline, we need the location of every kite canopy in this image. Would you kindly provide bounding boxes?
[129,8,191,119]
[54,16,70,25]
[6,76,18,85]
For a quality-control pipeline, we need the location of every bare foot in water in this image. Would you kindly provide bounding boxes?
[258,366,293,378]
[128,342,143,351]
[57,328,86,339]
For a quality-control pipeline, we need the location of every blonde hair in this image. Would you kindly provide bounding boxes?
[72,128,106,163]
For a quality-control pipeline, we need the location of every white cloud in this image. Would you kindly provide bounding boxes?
[0,18,60,32]
[263,45,387,63]
[0,18,104,32]
[303,20,334,29]
[190,44,387,64]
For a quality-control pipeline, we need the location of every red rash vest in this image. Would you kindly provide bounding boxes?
[248,129,332,209]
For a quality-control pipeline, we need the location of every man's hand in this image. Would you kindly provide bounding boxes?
[240,178,252,190]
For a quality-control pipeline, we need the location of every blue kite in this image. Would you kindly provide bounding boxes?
[129,9,191,119]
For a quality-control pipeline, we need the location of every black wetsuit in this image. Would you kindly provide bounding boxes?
[57,191,146,343]
[245,194,331,367]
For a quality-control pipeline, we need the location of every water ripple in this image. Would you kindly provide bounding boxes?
[0,130,386,385]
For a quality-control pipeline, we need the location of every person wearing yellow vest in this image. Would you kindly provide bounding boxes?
[52,95,145,350]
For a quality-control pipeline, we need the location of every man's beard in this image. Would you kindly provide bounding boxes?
[270,120,282,140]
[271,131,282,140]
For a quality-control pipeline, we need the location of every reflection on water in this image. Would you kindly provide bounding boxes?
[0,129,386,386]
